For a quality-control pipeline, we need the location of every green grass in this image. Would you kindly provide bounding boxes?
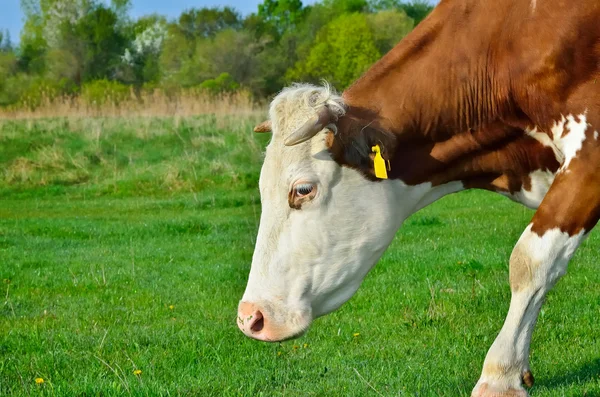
[1,117,599,396]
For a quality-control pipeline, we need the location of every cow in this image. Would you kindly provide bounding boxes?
[236,0,600,395]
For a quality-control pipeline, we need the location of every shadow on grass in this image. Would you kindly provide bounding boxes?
[536,358,600,390]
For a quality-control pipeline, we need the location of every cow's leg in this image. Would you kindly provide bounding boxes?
[471,223,587,397]
[472,115,600,397]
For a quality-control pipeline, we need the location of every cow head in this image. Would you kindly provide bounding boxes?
[237,84,433,342]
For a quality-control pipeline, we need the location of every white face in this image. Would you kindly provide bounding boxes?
[237,85,433,342]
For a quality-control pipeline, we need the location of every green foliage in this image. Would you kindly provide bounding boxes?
[18,8,47,75]
[16,77,76,109]
[158,25,197,87]
[199,72,240,94]
[323,0,369,13]
[0,30,13,52]
[118,17,167,86]
[253,31,300,96]
[289,13,381,89]
[367,9,414,54]
[73,4,127,82]
[369,0,435,24]
[0,54,19,106]
[177,7,241,39]
[1,0,437,106]
[110,0,131,20]
[0,52,17,80]
[258,0,306,38]
[81,79,130,106]
[195,29,263,90]
[399,0,434,25]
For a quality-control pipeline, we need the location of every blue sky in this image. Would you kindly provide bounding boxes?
[0,0,319,44]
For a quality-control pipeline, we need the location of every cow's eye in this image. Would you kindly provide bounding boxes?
[295,183,314,197]
[289,182,317,209]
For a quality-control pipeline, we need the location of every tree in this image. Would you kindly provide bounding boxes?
[19,0,129,83]
[19,0,48,74]
[159,23,199,88]
[177,7,241,39]
[194,29,264,89]
[322,0,369,13]
[118,16,167,86]
[257,0,306,38]
[368,0,399,10]
[0,30,13,52]
[254,30,301,96]
[288,13,380,89]
[0,51,18,105]
[159,7,244,88]
[399,1,434,25]
[110,0,131,23]
[75,5,128,81]
[367,9,413,54]
[369,0,434,25]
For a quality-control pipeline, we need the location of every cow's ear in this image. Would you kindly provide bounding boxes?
[254,120,272,133]
[328,117,397,179]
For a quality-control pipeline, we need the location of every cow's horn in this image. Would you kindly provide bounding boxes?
[284,106,335,146]
[254,120,272,133]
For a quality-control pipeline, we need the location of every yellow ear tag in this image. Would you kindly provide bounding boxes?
[371,145,389,179]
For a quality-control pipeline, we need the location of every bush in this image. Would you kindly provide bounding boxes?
[81,79,131,106]
[199,73,240,95]
[16,77,77,109]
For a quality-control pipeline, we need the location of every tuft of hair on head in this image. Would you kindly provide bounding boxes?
[314,80,346,117]
[268,82,346,140]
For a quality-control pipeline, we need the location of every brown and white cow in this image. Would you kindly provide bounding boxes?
[237,0,600,395]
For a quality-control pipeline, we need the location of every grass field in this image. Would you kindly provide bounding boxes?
[1,116,599,396]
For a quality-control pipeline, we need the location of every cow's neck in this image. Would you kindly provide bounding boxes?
[336,0,560,197]
[343,0,514,140]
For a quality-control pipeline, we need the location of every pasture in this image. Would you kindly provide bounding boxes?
[0,116,599,396]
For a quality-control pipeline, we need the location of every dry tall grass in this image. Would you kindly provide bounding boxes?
[0,88,264,120]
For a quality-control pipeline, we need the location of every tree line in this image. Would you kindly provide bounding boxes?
[0,0,434,108]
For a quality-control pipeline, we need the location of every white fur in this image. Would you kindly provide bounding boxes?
[560,114,589,169]
[513,113,590,209]
[509,169,555,209]
[525,126,565,164]
[527,113,590,172]
[473,225,586,395]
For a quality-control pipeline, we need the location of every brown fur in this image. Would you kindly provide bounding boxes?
[330,0,600,235]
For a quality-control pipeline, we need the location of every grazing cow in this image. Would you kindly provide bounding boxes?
[237,0,600,395]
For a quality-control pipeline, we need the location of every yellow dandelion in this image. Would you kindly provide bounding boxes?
[35,378,44,384]
[303,343,308,348]
[353,333,360,337]
[169,305,174,310]
[133,369,142,375]
[277,351,282,356]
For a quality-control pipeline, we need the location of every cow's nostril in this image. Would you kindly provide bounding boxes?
[250,311,264,332]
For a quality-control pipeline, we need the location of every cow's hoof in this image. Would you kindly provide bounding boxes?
[471,382,529,397]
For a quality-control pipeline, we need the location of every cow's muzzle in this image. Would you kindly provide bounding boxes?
[237,301,311,342]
